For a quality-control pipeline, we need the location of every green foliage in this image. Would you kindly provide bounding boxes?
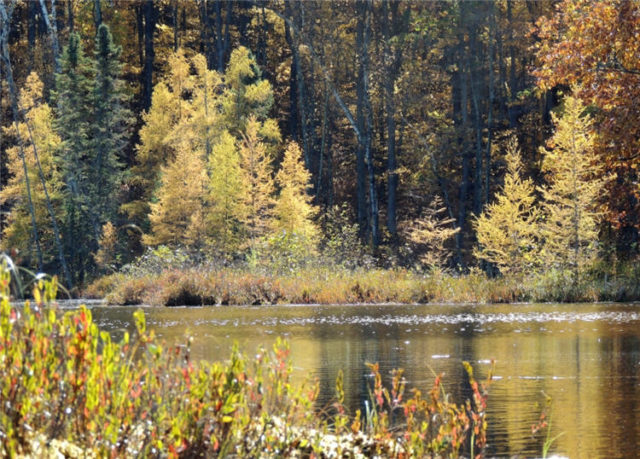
[1,267,491,457]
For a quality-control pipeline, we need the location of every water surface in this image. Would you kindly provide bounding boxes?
[85,302,640,458]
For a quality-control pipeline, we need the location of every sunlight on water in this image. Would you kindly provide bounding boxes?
[88,302,640,458]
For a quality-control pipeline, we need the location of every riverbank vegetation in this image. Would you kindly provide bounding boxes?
[1,271,493,458]
[1,1,640,295]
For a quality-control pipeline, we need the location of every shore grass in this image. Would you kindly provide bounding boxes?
[85,264,640,306]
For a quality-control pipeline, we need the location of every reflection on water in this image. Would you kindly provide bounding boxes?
[85,302,640,458]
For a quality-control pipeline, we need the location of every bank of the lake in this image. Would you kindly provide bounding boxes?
[86,266,640,306]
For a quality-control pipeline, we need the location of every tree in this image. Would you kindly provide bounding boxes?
[220,46,279,142]
[539,96,604,280]
[207,130,248,253]
[535,0,640,253]
[125,49,197,228]
[272,141,318,252]
[143,140,208,248]
[239,115,275,250]
[474,137,540,275]
[88,23,132,232]
[0,73,65,271]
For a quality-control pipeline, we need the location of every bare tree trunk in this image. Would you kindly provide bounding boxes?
[355,0,368,238]
[284,0,311,171]
[38,0,61,73]
[484,1,495,205]
[1,0,43,272]
[382,0,398,238]
[1,0,72,288]
[141,0,156,111]
[455,2,470,269]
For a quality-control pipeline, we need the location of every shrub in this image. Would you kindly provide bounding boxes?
[1,268,492,457]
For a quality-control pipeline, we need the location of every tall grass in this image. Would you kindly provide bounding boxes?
[86,262,640,306]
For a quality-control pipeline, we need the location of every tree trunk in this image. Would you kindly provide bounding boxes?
[141,0,156,111]
[484,1,495,206]
[38,0,61,73]
[455,2,470,268]
[382,0,398,238]
[93,0,101,32]
[355,0,368,238]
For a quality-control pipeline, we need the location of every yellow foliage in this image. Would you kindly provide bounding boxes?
[474,137,540,275]
[143,141,208,247]
[539,95,605,278]
[405,196,459,269]
[207,130,248,251]
[240,116,275,248]
[0,73,65,268]
[272,142,318,245]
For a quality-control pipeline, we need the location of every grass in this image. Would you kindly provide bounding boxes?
[85,262,640,306]
[1,268,493,458]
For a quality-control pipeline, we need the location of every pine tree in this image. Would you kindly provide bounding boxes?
[207,130,248,252]
[143,140,208,247]
[474,137,540,275]
[539,95,604,279]
[272,141,318,254]
[0,73,65,271]
[240,115,275,249]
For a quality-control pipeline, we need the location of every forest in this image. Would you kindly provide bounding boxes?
[1,0,639,296]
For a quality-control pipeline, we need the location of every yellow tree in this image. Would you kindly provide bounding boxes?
[272,141,318,254]
[142,139,208,247]
[125,49,196,226]
[474,137,540,275]
[539,95,605,279]
[240,115,275,249]
[207,130,248,252]
[0,73,65,271]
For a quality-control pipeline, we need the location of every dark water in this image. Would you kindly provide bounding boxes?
[83,302,640,458]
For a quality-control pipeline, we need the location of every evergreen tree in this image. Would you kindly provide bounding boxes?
[52,32,95,281]
[272,141,318,252]
[474,137,540,275]
[88,24,132,229]
[0,73,65,271]
[539,95,604,279]
[207,130,248,252]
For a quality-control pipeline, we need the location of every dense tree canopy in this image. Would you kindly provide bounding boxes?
[0,0,634,286]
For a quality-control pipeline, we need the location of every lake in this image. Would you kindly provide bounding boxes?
[85,302,640,458]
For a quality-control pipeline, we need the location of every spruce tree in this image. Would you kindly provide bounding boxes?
[474,137,540,275]
[89,24,132,230]
[539,95,604,280]
[53,32,95,281]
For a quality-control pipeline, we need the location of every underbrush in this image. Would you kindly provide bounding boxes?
[1,270,492,458]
